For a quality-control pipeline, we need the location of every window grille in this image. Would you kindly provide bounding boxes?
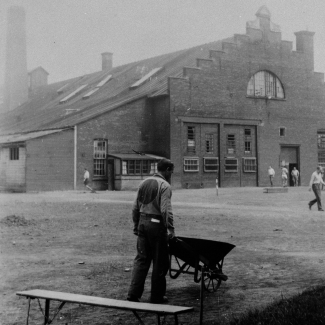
[184,158,199,172]
[122,160,157,175]
[93,139,107,177]
[204,157,219,172]
[187,127,196,153]
[10,147,19,160]
[247,70,284,99]
[318,134,325,149]
[227,134,236,154]
[225,158,238,172]
[243,157,257,172]
[244,129,251,137]
[318,152,325,168]
[205,134,214,153]
[245,141,252,153]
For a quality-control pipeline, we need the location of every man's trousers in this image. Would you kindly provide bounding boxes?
[310,183,323,210]
[128,214,169,303]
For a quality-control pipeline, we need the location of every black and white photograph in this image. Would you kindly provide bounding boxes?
[1,0,325,324]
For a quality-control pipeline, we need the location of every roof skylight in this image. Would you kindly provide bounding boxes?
[57,83,69,94]
[82,88,99,99]
[130,67,162,89]
[59,84,88,104]
[96,74,112,87]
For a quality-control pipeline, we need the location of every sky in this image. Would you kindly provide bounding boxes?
[0,0,325,85]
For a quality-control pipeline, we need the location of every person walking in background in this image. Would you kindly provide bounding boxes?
[291,167,299,187]
[308,166,325,211]
[268,166,275,187]
[281,166,288,187]
[127,159,175,304]
[83,168,95,193]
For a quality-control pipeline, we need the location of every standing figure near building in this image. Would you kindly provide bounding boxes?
[291,167,299,186]
[308,166,325,211]
[268,166,275,187]
[83,168,95,192]
[127,159,175,304]
[281,166,288,187]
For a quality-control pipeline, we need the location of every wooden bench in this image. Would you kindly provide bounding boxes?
[263,187,288,193]
[16,289,193,325]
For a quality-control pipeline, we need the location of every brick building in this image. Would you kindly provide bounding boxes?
[0,6,324,191]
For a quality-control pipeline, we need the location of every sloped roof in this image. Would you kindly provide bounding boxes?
[0,38,228,136]
[0,129,67,144]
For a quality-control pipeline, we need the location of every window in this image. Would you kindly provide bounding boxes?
[247,70,284,99]
[245,141,252,153]
[184,158,199,172]
[227,134,236,154]
[187,126,196,153]
[318,134,325,149]
[245,129,251,137]
[244,128,252,153]
[122,160,157,175]
[318,152,325,168]
[243,158,257,172]
[204,158,219,172]
[10,147,19,160]
[205,134,214,153]
[93,140,107,177]
[280,128,286,137]
[225,158,238,172]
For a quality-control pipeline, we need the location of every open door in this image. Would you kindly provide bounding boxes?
[288,163,299,187]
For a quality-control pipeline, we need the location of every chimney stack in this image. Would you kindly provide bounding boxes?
[295,31,315,71]
[4,6,28,111]
[101,52,113,71]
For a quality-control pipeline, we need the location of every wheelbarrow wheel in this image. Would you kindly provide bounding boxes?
[203,270,222,292]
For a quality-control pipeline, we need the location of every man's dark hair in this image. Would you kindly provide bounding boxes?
[157,159,174,172]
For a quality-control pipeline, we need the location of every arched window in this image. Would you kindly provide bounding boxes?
[247,71,284,99]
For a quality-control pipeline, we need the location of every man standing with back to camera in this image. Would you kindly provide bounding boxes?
[127,159,175,304]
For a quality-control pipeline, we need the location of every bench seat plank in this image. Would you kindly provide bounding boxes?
[16,290,193,315]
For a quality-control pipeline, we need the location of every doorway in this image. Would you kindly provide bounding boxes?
[280,146,300,187]
[107,159,114,190]
[288,163,299,187]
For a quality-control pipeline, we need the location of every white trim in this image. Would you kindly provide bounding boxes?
[183,157,199,172]
[203,157,219,172]
[224,158,238,172]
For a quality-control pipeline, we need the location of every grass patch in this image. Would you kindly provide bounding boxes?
[229,285,325,325]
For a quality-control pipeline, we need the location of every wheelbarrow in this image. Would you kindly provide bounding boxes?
[169,236,235,324]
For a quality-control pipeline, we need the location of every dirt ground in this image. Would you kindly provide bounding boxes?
[1,186,325,325]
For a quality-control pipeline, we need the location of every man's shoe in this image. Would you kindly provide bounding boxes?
[319,209,324,211]
[127,296,140,302]
[308,203,312,210]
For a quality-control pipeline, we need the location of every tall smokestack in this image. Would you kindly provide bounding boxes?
[4,6,28,111]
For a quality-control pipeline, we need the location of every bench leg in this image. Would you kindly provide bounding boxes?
[132,310,145,325]
[44,299,50,325]
[174,314,179,325]
[156,314,161,325]
[26,297,31,325]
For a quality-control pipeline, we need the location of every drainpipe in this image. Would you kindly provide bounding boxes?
[74,125,77,190]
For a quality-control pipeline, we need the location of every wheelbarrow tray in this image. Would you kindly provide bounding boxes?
[169,236,235,270]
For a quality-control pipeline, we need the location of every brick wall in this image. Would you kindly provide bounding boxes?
[26,129,74,191]
[169,30,325,188]
[77,97,157,190]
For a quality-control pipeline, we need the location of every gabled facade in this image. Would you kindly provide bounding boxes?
[0,7,324,192]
